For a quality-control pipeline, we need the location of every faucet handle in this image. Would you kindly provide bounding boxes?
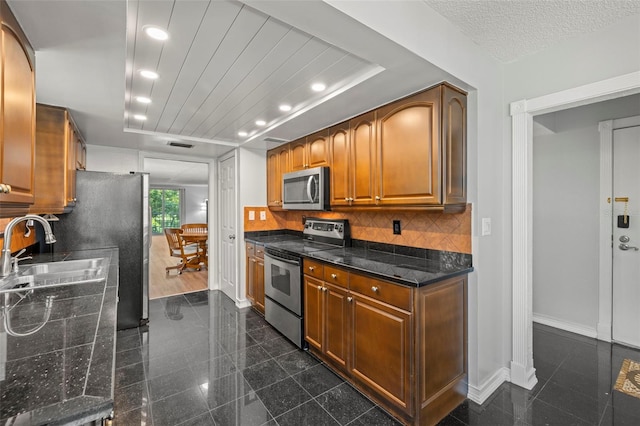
[12,248,33,273]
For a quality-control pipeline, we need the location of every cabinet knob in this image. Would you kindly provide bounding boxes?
[317,285,322,291]
[375,196,381,201]
[349,197,354,202]
[6,184,11,193]
[0,184,6,193]
[371,286,379,293]
[308,266,315,271]
[344,198,349,202]
[256,250,262,254]
[322,287,327,292]
[248,246,253,250]
[331,273,337,279]
[347,296,353,302]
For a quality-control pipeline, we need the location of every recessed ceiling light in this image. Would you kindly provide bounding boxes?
[311,83,326,92]
[135,96,151,104]
[139,69,159,80]
[279,104,292,112]
[144,26,169,41]
[238,131,248,137]
[133,114,147,121]
[255,120,266,126]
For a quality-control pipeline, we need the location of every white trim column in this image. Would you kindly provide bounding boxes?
[510,100,538,390]
[597,120,613,342]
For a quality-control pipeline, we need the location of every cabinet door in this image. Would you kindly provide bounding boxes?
[329,122,350,206]
[350,293,412,414]
[324,282,349,372]
[304,275,324,351]
[267,146,288,207]
[246,256,256,303]
[0,24,35,207]
[289,138,307,171]
[376,87,440,205]
[349,111,376,205]
[442,85,467,206]
[307,129,329,168]
[65,119,77,206]
[255,258,265,314]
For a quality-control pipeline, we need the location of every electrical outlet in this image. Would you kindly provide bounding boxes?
[248,211,255,221]
[260,211,267,221]
[393,220,401,235]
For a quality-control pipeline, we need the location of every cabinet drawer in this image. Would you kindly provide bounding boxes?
[350,274,412,311]
[324,265,349,288]
[304,259,324,278]
[254,244,265,259]
[246,242,256,255]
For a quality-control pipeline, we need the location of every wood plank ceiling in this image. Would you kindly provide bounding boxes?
[125,0,379,145]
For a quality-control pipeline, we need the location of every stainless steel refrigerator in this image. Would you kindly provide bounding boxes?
[53,171,150,330]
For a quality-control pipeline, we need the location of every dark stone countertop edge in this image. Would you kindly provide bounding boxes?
[0,247,118,425]
[245,231,473,287]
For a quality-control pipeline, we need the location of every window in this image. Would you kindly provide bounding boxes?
[150,188,182,234]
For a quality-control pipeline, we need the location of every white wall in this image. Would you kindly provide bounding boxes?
[532,95,640,334]
[86,144,140,173]
[182,185,208,224]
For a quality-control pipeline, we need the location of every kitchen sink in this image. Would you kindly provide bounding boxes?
[0,257,109,293]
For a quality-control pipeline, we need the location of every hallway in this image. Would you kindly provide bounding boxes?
[113,291,640,425]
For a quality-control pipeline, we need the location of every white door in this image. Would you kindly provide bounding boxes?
[612,125,640,347]
[219,155,237,302]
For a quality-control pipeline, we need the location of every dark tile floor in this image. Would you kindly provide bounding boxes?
[113,291,640,425]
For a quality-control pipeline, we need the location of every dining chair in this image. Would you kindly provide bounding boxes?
[180,223,207,234]
[163,228,201,274]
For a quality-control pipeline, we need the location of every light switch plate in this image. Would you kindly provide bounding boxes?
[248,211,255,221]
[260,211,267,221]
[481,218,492,236]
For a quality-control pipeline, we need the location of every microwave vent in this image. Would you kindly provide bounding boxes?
[167,141,194,149]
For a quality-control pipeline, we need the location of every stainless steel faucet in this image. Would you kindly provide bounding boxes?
[1,215,56,278]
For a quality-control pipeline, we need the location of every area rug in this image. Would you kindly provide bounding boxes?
[614,358,640,400]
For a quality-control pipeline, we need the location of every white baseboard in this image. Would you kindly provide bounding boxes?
[236,299,252,309]
[533,313,597,338]
[468,367,510,404]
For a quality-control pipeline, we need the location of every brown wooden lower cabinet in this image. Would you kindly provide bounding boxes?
[303,259,467,426]
[245,242,265,314]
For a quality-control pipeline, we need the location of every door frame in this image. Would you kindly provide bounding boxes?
[509,71,640,390]
[598,115,640,342]
[140,151,217,291]
[217,150,239,302]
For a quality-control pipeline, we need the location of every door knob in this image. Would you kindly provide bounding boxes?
[619,243,639,251]
[619,235,630,243]
[229,235,236,240]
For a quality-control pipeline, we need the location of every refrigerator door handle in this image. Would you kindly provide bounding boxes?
[148,206,153,248]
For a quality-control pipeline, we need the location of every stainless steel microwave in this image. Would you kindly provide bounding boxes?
[282,166,330,210]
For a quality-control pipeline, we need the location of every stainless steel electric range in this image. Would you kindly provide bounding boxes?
[263,218,350,348]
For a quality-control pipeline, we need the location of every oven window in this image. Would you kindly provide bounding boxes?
[271,264,292,296]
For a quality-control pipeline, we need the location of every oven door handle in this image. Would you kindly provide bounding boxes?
[266,254,300,267]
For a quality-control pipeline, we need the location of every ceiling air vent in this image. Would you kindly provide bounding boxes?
[167,141,194,149]
[263,137,288,144]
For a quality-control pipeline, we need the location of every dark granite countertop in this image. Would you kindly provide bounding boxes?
[0,247,118,425]
[245,231,473,287]
[307,246,473,287]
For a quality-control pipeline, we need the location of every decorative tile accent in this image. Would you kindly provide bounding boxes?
[243,205,472,254]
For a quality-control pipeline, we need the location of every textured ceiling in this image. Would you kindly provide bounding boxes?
[424,0,640,63]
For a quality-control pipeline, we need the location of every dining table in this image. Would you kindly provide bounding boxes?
[180,229,208,269]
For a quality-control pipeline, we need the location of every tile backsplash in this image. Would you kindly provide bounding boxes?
[244,205,471,254]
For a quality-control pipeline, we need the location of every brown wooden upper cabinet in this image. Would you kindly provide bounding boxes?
[267,82,467,211]
[289,129,329,171]
[29,104,86,214]
[0,0,36,217]
[375,84,466,209]
[329,112,376,207]
[266,145,289,208]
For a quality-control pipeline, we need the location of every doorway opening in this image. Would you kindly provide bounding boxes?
[143,157,210,300]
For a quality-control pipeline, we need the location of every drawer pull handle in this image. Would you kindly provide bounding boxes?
[371,286,379,293]
[331,273,337,279]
